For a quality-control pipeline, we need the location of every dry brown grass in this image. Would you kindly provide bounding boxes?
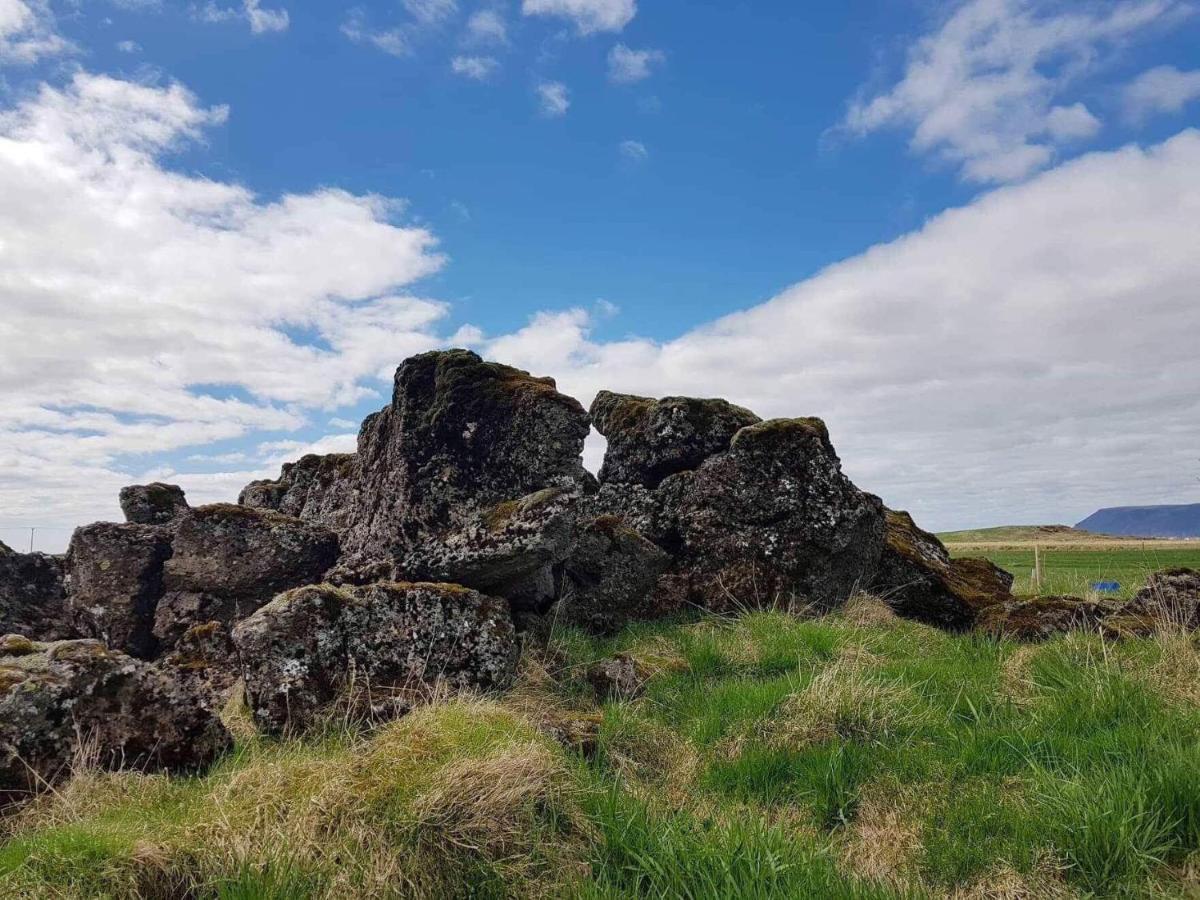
[837,786,923,886]
[947,853,1076,899]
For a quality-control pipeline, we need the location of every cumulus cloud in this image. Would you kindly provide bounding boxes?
[521,0,634,35]
[536,79,569,116]
[0,73,447,535]
[841,0,1189,183]
[607,43,663,84]
[451,54,499,79]
[1123,64,1200,120]
[196,0,289,35]
[464,8,507,45]
[0,0,71,64]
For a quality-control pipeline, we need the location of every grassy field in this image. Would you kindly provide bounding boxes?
[940,527,1200,600]
[4,601,1200,898]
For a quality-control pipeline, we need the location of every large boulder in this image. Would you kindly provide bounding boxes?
[119,482,189,526]
[232,582,518,734]
[153,504,339,650]
[0,541,72,642]
[66,523,173,658]
[978,596,1113,641]
[1104,568,1200,636]
[338,350,590,581]
[0,635,230,805]
[654,418,887,613]
[590,390,761,488]
[871,510,1014,630]
[239,453,359,534]
[556,516,673,634]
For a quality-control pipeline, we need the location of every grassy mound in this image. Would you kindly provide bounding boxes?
[5,601,1200,898]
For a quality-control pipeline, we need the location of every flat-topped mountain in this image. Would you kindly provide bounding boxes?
[1076,504,1200,539]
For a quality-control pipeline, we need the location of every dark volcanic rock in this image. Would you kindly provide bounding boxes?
[656,418,887,613]
[152,504,338,650]
[978,596,1112,641]
[872,510,1015,630]
[161,620,241,700]
[66,523,173,658]
[0,541,73,642]
[232,581,518,734]
[0,636,230,805]
[239,453,359,534]
[586,654,646,700]
[590,390,761,488]
[339,349,590,575]
[119,482,189,526]
[556,516,672,634]
[1104,568,1200,635]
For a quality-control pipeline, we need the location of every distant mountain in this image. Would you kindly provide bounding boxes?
[1075,504,1200,539]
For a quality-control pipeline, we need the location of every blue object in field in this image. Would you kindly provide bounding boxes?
[1091,582,1121,593]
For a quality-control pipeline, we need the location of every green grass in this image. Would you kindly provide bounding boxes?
[4,605,1200,897]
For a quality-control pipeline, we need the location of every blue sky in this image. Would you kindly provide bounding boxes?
[2,0,1200,550]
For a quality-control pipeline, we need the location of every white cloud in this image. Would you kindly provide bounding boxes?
[478,131,1200,531]
[0,73,447,533]
[115,39,142,53]
[1123,64,1200,120]
[0,0,71,64]
[607,43,663,84]
[196,0,289,35]
[841,0,1190,183]
[521,0,634,35]
[536,79,569,116]
[465,8,507,45]
[402,0,457,27]
[451,54,499,79]
[618,138,646,160]
[341,8,410,56]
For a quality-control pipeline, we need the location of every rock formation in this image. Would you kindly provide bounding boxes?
[233,581,518,734]
[239,453,359,533]
[0,541,73,642]
[119,482,189,526]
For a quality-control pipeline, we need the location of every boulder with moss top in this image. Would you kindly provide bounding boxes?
[232,581,519,734]
[978,596,1113,641]
[653,418,887,613]
[238,453,359,534]
[1103,568,1200,636]
[151,504,338,651]
[0,541,73,642]
[0,636,231,804]
[589,390,761,488]
[119,482,189,526]
[871,510,1015,630]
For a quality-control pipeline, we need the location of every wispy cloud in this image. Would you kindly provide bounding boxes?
[1123,65,1200,121]
[521,0,635,35]
[196,0,289,35]
[536,79,569,116]
[451,53,499,79]
[607,43,663,84]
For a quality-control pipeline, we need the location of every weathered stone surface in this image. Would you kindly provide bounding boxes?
[161,620,240,700]
[590,390,761,488]
[239,453,359,534]
[1104,568,1200,636]
[978,596,1112,641]
[872,510,1014,630]
[656,418,887,613]
[339,350,590,573]
[232,582,518,734]
[586,654,646,700]
[557,516,672,634]
[0,637,230,804]
[66,523,172,658]
[0,541,73,642]
[119,482,189,526]
[152,504,338,650]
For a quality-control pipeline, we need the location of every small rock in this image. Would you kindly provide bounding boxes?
[979,596,1111,641]
[1104,568,1200,636]
[586,654,645,700]
[119,483,189,526]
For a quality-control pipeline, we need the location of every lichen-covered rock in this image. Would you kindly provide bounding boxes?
[978,596,1113,641]
[238,453,359,534]
[152,504,338,650]
[339,350,590,572]
[161,620,240,700]
[119,483,189,526]
[232,582,518,734]
[1104,568,1200,636]
[556,516,672,634]
[66,523,173,658]
[590,390,761,488]
[0,637,230,805]
[0,541,73,642]
[586,654,646,700]
[872,510,1015,630]
[656,418,886,613]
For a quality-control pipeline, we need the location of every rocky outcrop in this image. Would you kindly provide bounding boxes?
[119,483,189,526]
[978,596,1112,641]
[66,523,173,658]
[0,541,72,642]
[161,620,241,700]
[153,504,339,650]
[341,351,589,560]
[590,390,760,488]
[871,510,1015,630]
[239,453,358,533]
[232,582,518,734]
[653,419,887,613]
[1104,568,1200,636]
[556,516,672,634]
[0,636,230,804]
